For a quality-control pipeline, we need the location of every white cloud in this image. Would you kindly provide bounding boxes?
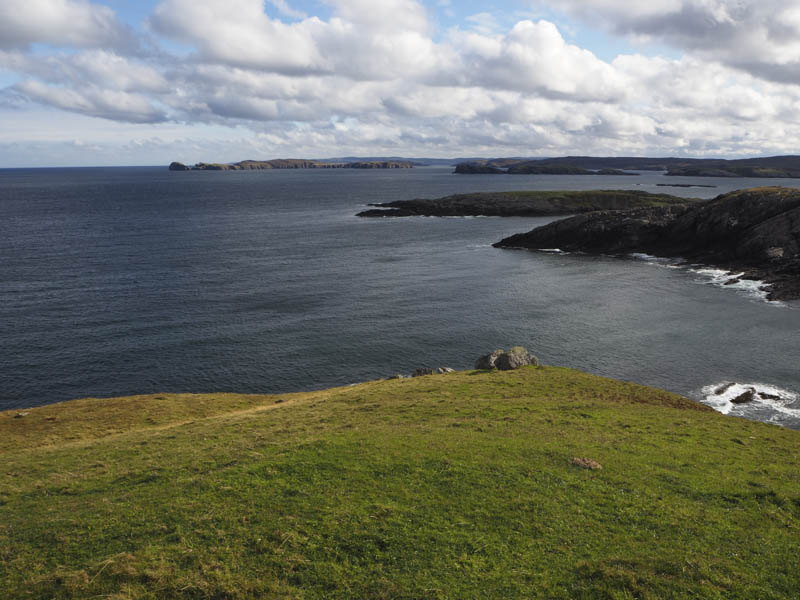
[448,20,629,101]
[552,0,800,83]
[5,0,800,163]
[0,0,135,50]
[15,79,167,123]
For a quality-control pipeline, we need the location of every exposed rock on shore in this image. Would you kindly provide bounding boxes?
[475,347,539,370]
[357,190,694,218]
[494,187,800,301]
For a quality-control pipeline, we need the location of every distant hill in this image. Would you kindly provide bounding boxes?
[455,155,800,178]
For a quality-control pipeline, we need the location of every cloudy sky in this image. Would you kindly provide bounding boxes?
[2,0,800,166]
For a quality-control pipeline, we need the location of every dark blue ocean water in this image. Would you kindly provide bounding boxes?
[1,166,799,427]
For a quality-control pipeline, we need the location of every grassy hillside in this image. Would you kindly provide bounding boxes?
[2,367,799,599]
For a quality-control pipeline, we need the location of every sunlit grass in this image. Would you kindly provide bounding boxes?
[2,367,798,598]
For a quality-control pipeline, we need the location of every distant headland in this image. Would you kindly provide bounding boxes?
[169,159,414,171]
[453,155,800,178]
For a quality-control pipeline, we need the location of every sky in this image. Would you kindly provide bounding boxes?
[2,0,800,166]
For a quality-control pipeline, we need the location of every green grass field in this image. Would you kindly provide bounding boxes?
[2,367,798,599]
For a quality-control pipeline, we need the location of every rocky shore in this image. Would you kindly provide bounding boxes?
[494,187,800,301]
[357,190,693,218]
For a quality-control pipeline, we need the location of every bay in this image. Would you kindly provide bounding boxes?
[1,166,798,427]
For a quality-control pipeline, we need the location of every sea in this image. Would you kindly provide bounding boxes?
[1,166,798,429]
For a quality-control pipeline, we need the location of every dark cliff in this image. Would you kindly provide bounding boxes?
[495,187,800,300]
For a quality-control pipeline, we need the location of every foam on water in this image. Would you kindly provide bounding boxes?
[688,267,780,304]
[627,255,781,304]
[697,382,800,427]
[629,252,676,266]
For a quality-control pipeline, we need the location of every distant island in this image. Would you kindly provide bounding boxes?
[454,162,638,176]
[357,190,695,218]
[169,159,414,171]
[454,155,800,178]
[494,186,800,301]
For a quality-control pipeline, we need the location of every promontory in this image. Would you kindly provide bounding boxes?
[357,190,695,218]
[494,186,800,301]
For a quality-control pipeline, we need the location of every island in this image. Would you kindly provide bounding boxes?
[169,159,414,171]
[494,186,800,301]
[357,189,695,218]
[453,154,800,178]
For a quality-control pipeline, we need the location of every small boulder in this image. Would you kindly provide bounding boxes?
[758,392,780,401]
[714,382,735,395]
[389,374,407,380]
[476,347,539,371]
[13,412,30,419]
[475,350,504,370]
[437,367,455,374]
[495,347,539,370]
[571,457,602,470]
[730,389,756,404]
[412,368,434,377]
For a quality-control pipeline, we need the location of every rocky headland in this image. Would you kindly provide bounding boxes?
[169,159,413,171]
[357,190,694,218]
[494,186,800,301]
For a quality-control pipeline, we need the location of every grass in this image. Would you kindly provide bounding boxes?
[1,367,799,599]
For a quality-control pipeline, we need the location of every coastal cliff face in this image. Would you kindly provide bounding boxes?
[495,187,800,300]
[169,159,413,170]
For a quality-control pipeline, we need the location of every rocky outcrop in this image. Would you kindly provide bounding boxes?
[730,389,756,404]
[475,347,539,370]
[357,190,693,218]
[494,187,800,301]
[168,162,191,171]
